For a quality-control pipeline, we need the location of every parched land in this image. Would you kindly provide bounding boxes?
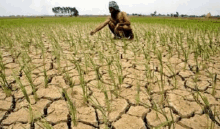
[0,17,220,129]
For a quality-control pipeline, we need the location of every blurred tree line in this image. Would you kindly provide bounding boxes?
[130,11,220,18]
[52,7,79,17]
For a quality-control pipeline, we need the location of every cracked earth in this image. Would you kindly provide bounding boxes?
[0,23,220,129]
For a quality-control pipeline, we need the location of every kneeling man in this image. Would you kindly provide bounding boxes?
[90,1,134,40]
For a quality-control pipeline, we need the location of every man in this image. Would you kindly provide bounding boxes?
[90,1,134,40]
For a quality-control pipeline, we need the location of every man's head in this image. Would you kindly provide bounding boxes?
[109,1,120,13]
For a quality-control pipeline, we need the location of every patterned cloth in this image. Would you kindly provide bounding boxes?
[109,1,120,12]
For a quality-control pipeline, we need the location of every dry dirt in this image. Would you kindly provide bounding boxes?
[0,24,220,129]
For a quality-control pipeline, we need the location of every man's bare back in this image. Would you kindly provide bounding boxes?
[90,1,134,40]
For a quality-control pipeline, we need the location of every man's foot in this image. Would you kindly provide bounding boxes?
[127,31,134,40]
[113,36,121,39]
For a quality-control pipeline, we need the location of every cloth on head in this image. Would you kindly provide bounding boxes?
[109,1,120,12]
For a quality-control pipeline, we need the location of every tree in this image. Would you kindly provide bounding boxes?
[201,14,206,17]
[174,14,178,17]
[52,7,60,15]
[52,7,79,16]
[72,7,79,16]
[154,11,157,16]
[176,12,179,17]
[151,13,155,16]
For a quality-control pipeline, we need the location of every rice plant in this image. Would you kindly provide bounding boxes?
[0,52,11,96]
[62,88,78,126]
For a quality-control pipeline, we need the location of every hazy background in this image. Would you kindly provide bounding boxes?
[0,0,220,16]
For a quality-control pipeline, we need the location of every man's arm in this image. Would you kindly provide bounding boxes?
[114,12,131,31]
[90,17,111,35]
[119,12,131,26]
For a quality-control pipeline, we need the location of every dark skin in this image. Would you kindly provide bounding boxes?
[90,7,133,39]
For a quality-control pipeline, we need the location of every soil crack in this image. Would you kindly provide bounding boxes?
[0,95,16,127]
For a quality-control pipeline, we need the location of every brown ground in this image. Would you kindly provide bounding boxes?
[0,24,220,129]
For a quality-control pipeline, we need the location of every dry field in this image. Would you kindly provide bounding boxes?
[0,17,220,129]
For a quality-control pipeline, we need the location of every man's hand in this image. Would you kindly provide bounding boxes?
[115,23,119,29]
[114,23,122,33]
[90,30,96,36]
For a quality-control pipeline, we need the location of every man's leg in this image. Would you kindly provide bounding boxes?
[124,26,134,40]
[108,21,121,38]
[116,25,134,40]
[126,30,134,40]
